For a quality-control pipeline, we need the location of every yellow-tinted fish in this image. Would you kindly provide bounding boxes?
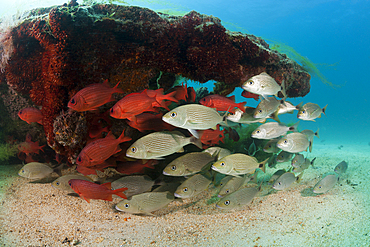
[216,186,258,210]
[126,131,202,159]
[253,97,283,120]
[51,174,93,193]
[291,153,305,168]
[242,72,285,100]
[273,172,303,190]
[277,132,310,153]
[276,150,294,163]
[111,175,155,198]
[334,160,348,175]
[203,147,232,160]
[115,191,174,216]
[313,173,339,194]
[268,169,286,185]
[174,173,212,198]
[218,175,250,198]
[162,104,224,138]
[277,101,301,115]
[211,153,267,176]
[252,122,298,139]
[163,152,214,176]
[18,162,59,180]
[226,108,266,124]
[297,103,327,121]
[263,139,280,153]
[292,157,315,173]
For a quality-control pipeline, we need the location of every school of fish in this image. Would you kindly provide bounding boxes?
[17,72,346,216]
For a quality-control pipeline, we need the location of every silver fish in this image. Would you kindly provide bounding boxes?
[242,72,285,100]
[111,175,155,198]
[268,169,286,185]
[276,151,294,163]
[18,162,58,180]
[126,131,202,159]
[313,173,339,194]
[174,173,212,198]
[226,108,266,124]
[273,172,303,190]
[162,104,224,138]
[297,103,327,121]
[292,157,316,173]
[277,132,310,153]
[162,152,214,176]
[218,175,250,198]
[216,186,258,210]
[263,139,280,153]
[203,147,232,160]
[291,153,305,168]
[277,101,301,115]
[51,174,93,193]
[334,161,348,175]
[254,97,283,120]
[115,191,174,216]
[152,182,183,194]
[252,122,298,139]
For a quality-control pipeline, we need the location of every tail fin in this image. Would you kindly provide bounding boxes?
[112,187,128,199]
[322,105,328,116]
[236,102,247,112]
[112,81,124,94]
[280,80,287,99]
[258,158,269,173]
[315,128,320,139]
[118,129,132,143]
[190,136,203,149]
[289,121,300,132]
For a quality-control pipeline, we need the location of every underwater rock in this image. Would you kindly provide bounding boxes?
[0,3,310,156]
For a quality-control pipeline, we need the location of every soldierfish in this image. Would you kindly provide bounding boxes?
[68,179,128,202]
[18,107,43,124]
[68,80,124,112]
[17,134,45,156]
[115,160,157,174]
[199,125,226,146]
[241,90,259,101]
[127,112,176,132]
[199,95,246,113]
[76,131,131,167]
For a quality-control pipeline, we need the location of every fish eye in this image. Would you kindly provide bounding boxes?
[225,189,230,194]
[224,200,230,206]
[131,147,137,153]
[56,181,60,186]
[171,165,177,171]
[68,181,72,186]
[70,98,76,105]
[183,187,188,192]
[220,162,225,167]
[77,156,82,162]
[124,203,130,208]
[258,109,263,113]
[302,110,306,114]
[19,110,23,114]
[256,130,260,134]
[21,169,25,173]
[318,186,322,189]
[248,80,254,85]
[170,112,177,118]
[283,139,288,144]
[110,108,114,114]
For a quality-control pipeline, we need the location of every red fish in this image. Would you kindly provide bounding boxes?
[199,95,246,113]
[18,107,43,124]
[76,159,117,175]
[199,125,226,146]
[116,160,157,174]
[187,87,196,102]
[68,179,128,202]
[241,91,259,101]
[127,112,176,132]
[76,131,131,167]
[68,80,124,112]
[172,84,188,101]
[17,134,45,156]
[144,89,179,110]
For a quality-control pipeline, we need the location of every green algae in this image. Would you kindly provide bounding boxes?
[0,143,18,162]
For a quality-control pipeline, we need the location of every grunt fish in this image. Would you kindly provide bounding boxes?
[218,175,250,198]
[313,173,339,194]
[291,153,305,168]
[273,172,303,190]
[277,132,310,153]
[301,129,319,152]
[292,157,316,173]
[111,175,155,198]
[126,131,202,159]
[211,153,267,176]
[163,152,214,176]
[226,108,266,124]
[18,162,60,180]
[334,161,348,175]
[297,103,327,121]
[115,191,174,216]
[276,150,294,163]
[174,173,212,198]
[203,147,232,160]
[216,186,258,210]
[277,101,301,115]
[251,122,298,140]
[51,174,93,193]
[253,96,283,120]
[263,139,280,153]
[242,72,285,100]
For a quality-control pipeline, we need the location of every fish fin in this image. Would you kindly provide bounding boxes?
[310,157,316,167]
[142,211,156,217]
[82,196,91,203]
[177,147,184,153]
[322,105,328,116]
[53,163,64,177]
[112,187,128,199]
[296,102,303,110]
[261,94,269,101]
[315,128,320,138]
[308,140,313,152]
[280,80,286,99]
[289,121,300,132]
[101,182,112,190]
[237,102,247,112]
[188,129,199,139]
[296,171,304,183]
[190,136,203,149]
[270,111,280,123]
[258,158,269,173]
[118,129,132,143]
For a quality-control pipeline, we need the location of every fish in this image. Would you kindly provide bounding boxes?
[272,172,303,190]
[214,175,233,189]
[301,129,320,152]
[115,191,174,216]
[76,131,131,167]
[111,175,155,198]
[18,107,43,125]
[126,131,202,159]
[51,174,93,193]
[253,96,283,120]
[162,104,225,138]
[152,182,184,194]
[277,101,301,115]
[162,152,215,176]
[291,153,305,168]
[216,186,259,210]
[218,175,250,198]
[292,157,316,173]
[242,72,285,100]
[174,173,212,198]
[267,153,278,168]
[276,151,294,163]
[68,179,128,202]
[68,80,124,112]
[226,128,240,142]
[126,112,176,132]
[18,162,59,180]
[199,125,226,146]
[199,94,246,113]
[226,108,266,124]
[115,160,157,174]
[17,134,45,156]
[313,173,339,194]
[263,139,281,153]
[297,103,327,121]
[202,147,232,160]
[241,90,259,101]
[252,122,298,140]
[268,169,286,185]
[211,153,267,176]
[277,132,310,153]
[334,160,348,175]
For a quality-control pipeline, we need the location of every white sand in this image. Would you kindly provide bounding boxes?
[1,143,370,246]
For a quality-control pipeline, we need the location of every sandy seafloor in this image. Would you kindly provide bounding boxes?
[0,142,369,247]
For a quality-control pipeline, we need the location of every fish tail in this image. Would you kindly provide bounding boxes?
[190,136,203,149]
[296,102,303,110]
[280,79,287,99]
[322,104,328,116]
[289,121,300,132]
[113,187,128,199]
[113,81,124,94]
[118,129,132,143]
[258,158,269,173]
[297,171,304,183]
[315,128,320,138]
[237,102,247,112]
[164,91,180,103]
[310,157,316,167]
